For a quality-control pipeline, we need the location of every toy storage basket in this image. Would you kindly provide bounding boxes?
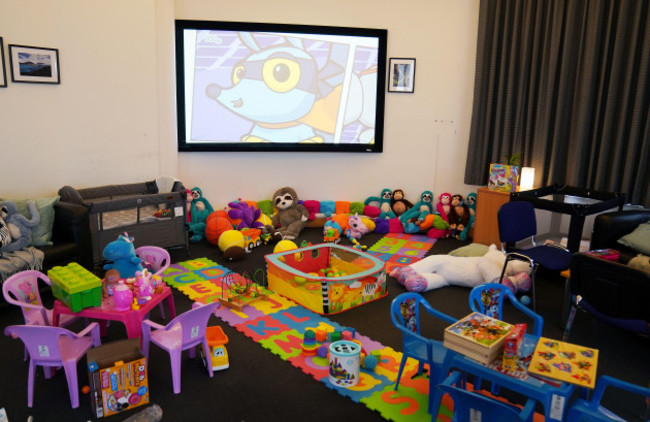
[59,180,188,270]
[265,243,387,315]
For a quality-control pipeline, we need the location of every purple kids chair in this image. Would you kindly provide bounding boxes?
[4,323,101,408]
[135,246,171,318]
[141,301,219,394]
[3,270,80,328]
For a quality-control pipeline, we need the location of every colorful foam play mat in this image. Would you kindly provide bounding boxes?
[163,255,543,421]
[367,233,437,273]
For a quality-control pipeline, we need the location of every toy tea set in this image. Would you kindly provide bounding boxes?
[101,233,165,311]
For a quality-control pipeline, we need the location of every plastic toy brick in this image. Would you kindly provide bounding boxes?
[48,263,103,312]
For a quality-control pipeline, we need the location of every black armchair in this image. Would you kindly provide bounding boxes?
[590,209,650,263]
[36,201,93,271]
[563,253,650,340]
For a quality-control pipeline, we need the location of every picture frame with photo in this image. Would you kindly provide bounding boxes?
[388,57,415,93]
[9,44,60,84]
[0,37,7,88]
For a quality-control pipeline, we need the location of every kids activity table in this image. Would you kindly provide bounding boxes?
[435,334,577,421]
[52,285,176,339]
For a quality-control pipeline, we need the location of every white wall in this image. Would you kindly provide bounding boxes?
[1,0,161,197]
[2,0,481,211]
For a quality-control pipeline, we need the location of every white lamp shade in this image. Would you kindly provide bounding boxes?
[520,167,535,191]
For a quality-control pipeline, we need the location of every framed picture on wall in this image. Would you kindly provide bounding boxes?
[0,37,7,88]
[9,44,60,84]
[388,57,415,93]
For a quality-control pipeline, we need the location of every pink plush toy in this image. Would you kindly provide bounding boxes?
[303,200,321,221]
[437,193,452,222]
[346,213,369,239]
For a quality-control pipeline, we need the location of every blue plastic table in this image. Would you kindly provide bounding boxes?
[434,335,577,421]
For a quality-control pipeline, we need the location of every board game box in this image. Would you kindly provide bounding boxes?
[444,312,514,364]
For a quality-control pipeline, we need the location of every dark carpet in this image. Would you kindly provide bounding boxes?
[0,228,648,421]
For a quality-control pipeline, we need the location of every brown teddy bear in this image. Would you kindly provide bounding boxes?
[270,187,309,240]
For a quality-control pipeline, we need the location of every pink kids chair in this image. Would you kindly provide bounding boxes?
[135,246,171,318]
[3,270,80,328]
[141,301,219,394]
[4,323,101,408]
[135,246,171,277]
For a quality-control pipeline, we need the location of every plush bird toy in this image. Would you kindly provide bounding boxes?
[188,186,214,242]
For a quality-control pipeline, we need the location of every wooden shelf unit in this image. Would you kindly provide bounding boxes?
[472,187,511,247]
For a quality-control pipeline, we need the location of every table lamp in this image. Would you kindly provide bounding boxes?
[520,167,535,191]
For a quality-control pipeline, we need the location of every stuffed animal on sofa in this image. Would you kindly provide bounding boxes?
[0,200,41,253]
[364,189,395,219]
[389,244,531,292]
[102,233,143,278]
[188,186,214,243]
[628,254,650,273]
[270,187,309,240]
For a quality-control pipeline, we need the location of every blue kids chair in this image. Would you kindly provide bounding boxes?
[468,283,544,337]
[391,292,458,415]
[566,375,650,422]
[437,382,537,422]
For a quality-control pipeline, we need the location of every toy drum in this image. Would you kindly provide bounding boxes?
[329,340,361,387]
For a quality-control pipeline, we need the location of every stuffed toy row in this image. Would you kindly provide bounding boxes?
[191,187,478,249]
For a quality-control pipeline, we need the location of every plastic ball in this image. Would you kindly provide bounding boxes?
[256,213,272,227]
[363,354,378,370]
[274,240,298,254]
[520,295,531,306]
[218,230,245,253]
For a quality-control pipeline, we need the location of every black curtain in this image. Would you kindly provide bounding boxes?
[465,0,650,206]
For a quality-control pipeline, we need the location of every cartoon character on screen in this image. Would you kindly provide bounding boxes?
[205,32,377,144]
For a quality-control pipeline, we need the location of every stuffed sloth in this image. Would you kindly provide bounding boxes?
[364,189,395,219]
[389,244,531,293]
[270,187,309,240]
[188,186,214,243]
[0,200,40,253]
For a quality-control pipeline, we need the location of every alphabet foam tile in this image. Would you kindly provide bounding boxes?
[258,329,304,359]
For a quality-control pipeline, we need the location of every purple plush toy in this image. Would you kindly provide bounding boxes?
[227,201,264,231]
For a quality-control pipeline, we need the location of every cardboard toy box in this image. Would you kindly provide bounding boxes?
[443,312,514,364]
[86,339,149,418]
[488,164,520,193]
[502,323,527,371]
